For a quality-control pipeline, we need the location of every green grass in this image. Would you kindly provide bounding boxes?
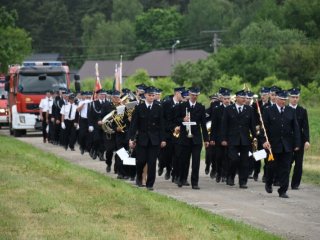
[302,107,320,185]
[0,135,280,240]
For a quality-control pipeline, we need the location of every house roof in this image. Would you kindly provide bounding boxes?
[78,50,209,79]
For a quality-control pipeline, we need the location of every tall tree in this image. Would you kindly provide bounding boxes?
[0,7,31,72]
[135,8,183,52]
[112,0,143,22]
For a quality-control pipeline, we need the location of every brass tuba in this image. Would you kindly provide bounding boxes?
[101,110,116,134]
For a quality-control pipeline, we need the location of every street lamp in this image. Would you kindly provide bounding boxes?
[171,40,180,67]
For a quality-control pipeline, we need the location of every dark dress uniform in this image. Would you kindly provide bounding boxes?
[205,100,221,177]
[252,99,271,181]
[175,101,209,188]
[88,99,105,159]
[158,97,179,179]
[221,103,256,187]
[262,104,300,197]
[290,105,309,189]
[52,95,65,145]
[211,103,228,182]
[129,101,165,189]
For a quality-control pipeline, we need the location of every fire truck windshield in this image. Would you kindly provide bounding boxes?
[18,72,67,93]
[0,83,7,99]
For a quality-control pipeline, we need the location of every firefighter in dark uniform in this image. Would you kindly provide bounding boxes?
[110,90,130,179]
[262,90,301,198]
[205,92,221,178]
[175,87,209,190]
[210,88,231,183]
[88,89,107,161]
[129,86,166,191]
[252,87,271,181]
[288,88,310,190]
[221,90,256,189]
[77,91,92,154]
[158,87,185,181]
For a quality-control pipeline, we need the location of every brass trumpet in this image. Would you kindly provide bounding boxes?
[185,107,193,138]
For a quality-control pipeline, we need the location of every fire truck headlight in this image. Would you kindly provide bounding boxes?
[19,116,26,123]
[0,109,5,113]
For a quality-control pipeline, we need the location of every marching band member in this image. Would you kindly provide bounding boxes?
[60,93,78,151]
[288,88,310,190]
[175,87,209,190]
[158,87,185,181]
[262,90,300,198]
[129,86,166,191]
[221,90,256,189]
[210,88,231,183]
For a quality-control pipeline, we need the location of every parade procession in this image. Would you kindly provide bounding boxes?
[34,62,310,199]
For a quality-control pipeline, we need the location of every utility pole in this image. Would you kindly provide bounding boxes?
[200,30,227,54]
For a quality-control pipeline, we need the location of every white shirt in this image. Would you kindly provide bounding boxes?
[145,102,153,109]
[39,97,53,113]
[78,100,91,118]
[235,103,243,113]
[60,103,77,120]
[289,104,297,109]
[189,100,196,108]
[276,104,285,113]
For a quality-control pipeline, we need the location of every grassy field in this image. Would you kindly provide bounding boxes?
[0,135,280,240]
[302,107,320,185]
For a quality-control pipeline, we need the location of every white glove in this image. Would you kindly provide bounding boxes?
[61,122,66,129]
[76,124,80,130]
[88,126,94,132]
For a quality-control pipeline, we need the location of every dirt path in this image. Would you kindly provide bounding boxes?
[2,130,320,240]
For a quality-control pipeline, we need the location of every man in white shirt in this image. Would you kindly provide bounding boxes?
[39,90,52,143]
[60,93,78,151]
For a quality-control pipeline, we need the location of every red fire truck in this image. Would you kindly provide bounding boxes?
[5,61,80,136]
[0,75,9,128]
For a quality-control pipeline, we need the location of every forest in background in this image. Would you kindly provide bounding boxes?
[1,0,320,103]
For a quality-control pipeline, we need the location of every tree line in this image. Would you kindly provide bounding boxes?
[0,0,319,104]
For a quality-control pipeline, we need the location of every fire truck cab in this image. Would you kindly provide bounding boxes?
[0,75,9,128]
[5,61,80,137]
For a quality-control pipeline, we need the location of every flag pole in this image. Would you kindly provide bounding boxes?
[255,99,274,161]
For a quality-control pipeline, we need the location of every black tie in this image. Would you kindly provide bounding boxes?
[148,105,151,110]
[238,107,242,114]
[280,107,284,114]
[68,104,73,119]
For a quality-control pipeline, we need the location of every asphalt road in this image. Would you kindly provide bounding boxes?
[1,129,320,240]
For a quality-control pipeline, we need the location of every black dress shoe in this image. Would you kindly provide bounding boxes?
[216,175,221,183]
[239,184,248,189]
[177,181,183,188]
[182,181,190,186]
[106,166,111,173]
[192,185,200,190]
[98,153,105,161]
[70,148,75,151]
[136,180,143,187]
[146,187,154,191]
[279,193,289,198]
[164,171,170,180]
[226,178,235,186]
[117,175,124,179]
[262,175,266,183]
[210,170,216,179]
[221,177,226,183]
[130,177,135,181]
[253,174,258,182]
[80,148,85,155]
[158,168,163,176]
[205,166,209,175]
[291,186,299,190]
[92,152,97,160]
[265,184,273,193]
